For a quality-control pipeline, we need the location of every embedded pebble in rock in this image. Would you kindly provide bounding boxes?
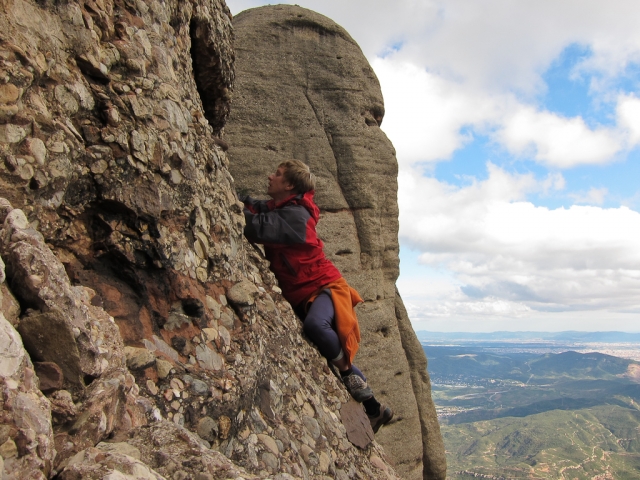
[0,199,13,222]
[0,440,18,460]
[197,416,218,442]
[262,451,279,471]
[146,380,158,395]
[124,346,156,370]
[23,138,47,166]
[257,434,279,455]
[0,84,20,104]
[302,402,315,418]
[170,378,184,391]
[218,415,232,440]
[189,378,209,396]
[300,444,318,466]
[303,415,321,440]
[0,124,29,144]
[218,325,231,347]
[0,105,18,122]
[226,280,260,306]
[206,296,221,319]
[156,359,173,379]
[319,451,331,473]
[90,160,108,175]
[219,312,235,329]
[195,344,224,371]
[202,327,218,342]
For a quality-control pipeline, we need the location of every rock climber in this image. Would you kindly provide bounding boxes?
[240,159,393,433]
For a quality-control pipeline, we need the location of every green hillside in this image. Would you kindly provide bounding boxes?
[443,406,640,479]
[427,346,640,479]
[528,351,632,380]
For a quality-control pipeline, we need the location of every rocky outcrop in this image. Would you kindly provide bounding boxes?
[0,292,55,479]
[225,5,446,479]
[0,202,148,471]
[0,0,402,478]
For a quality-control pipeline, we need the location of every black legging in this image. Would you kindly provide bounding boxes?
[302,291,366,380]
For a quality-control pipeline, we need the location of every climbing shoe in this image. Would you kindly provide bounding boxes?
[342,373,373,402]
[368,404,393,433]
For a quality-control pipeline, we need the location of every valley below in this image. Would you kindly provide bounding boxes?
[420,332,640,479]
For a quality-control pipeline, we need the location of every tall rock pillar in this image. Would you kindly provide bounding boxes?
[225,5,446,479]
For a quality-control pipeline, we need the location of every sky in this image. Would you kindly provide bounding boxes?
[226,0,640,333]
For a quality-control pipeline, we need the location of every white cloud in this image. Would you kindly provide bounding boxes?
[541,173,566,194]
[399,276,532,321]
[372,60,505,164]
[617,93,640,146]
[398,165,640,318]
[496,107,622,167]
[226,0,437,59]
[390,0,640,94]
[376,55,639,169]
[569,187,609,205]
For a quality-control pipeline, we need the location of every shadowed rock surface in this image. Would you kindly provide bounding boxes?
[0,0,401,478]
[225,5,446,479]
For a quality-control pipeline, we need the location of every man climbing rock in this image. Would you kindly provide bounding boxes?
[241,159,393,433]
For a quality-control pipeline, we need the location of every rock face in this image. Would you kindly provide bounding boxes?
[225,5,446,479]
[0,302,55,479]
[0,0,405,478]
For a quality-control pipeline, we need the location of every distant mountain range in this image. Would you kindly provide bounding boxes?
[417,330,640,343]
[430,343,640,478]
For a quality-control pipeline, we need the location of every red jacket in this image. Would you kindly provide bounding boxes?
[242,191,342,307]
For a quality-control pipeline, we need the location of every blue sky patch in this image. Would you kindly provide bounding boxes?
[540,44,602,122]
[434,133,495,185]
[378,40,404,59]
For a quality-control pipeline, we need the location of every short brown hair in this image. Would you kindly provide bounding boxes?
[279,159,316,193]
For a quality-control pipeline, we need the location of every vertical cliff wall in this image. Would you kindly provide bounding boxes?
[0,0,403,478]
[224,5,446,479]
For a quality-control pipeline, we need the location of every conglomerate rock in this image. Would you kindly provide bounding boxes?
[58,445,166,480]
[0,257,54,480]
[0,0,400,478]
[225,5,446,479]
[0,201,149,474]
[1,205,125,390]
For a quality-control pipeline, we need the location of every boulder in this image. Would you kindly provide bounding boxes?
[52,369,146,471]
[2,205,125,389]
[126,421,259,479]
[58,445,163,480]
[33,362,64,393]
[0,253,20,327]
[0,312,55,479]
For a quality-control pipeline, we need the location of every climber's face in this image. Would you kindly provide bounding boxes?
[267,167,295,202]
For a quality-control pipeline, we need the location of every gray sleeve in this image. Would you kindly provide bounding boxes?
[241,195,270,213]
[244,204,310,244]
